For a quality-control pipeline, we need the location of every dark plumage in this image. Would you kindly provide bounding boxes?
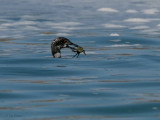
[51,37,78,58]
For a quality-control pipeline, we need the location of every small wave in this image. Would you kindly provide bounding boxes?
[43,32,70,36]
[103,24,126,29]
[97,8,119,13]
[126,9,138,13]
[86,52,96,54]
[1,21,37,27]
[110,44,141,47]
[109,39,121,42]
[109,33,120,36]
[124,18,150,23]
[142,8,159,15]
[124,18,160,23]
[24,26,40,30]
[55,33,70,36]
[130,26,150,30]
[44,21,82,26]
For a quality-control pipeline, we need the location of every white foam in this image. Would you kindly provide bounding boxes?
[1,21,37,27]
[124,18,160,23]
[124,18,150,23]
[110,44,141,47]
[60,22,82,26]
[142,9,159,15]
[103,24,126,28]
[130,26,150,30]
[126,9,138,13]
[110,33,120,36]
[97,8,119,13]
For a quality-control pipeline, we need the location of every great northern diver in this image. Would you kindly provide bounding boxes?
[51,37,79,58]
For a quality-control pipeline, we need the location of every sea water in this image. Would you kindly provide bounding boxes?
[0,0,160,120]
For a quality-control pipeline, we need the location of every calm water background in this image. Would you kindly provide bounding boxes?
[0,0,160,120]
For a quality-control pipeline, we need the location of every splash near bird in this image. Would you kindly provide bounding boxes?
[51,37,86,58]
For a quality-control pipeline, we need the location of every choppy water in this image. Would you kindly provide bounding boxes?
[1,0,160,120]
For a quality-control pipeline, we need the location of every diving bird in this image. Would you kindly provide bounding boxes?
[51,37,79,58]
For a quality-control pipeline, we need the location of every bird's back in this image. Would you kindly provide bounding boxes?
[51,37,70,58]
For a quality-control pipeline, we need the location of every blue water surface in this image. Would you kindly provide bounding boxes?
[0,0,160,120]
